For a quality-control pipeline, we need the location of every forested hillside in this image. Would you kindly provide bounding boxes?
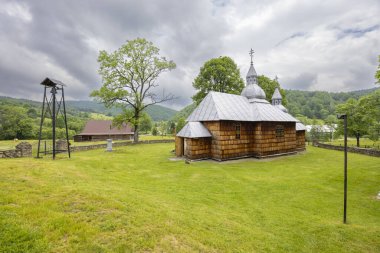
[286,88,379,119]
[0,96,90,140]
[0,96,177,140]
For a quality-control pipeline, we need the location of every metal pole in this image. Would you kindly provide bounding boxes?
[61,87,71,158]
[52,86,56,160]
[37,86,46,158]
[343,115,347,224]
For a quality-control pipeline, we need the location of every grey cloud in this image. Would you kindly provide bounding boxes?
[283,73,317,90]
[0,0,379,110]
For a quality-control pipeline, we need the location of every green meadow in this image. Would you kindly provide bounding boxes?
[323,138,379,150]
[0,143,379,252]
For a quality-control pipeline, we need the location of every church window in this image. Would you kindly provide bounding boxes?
[276,125,284,137]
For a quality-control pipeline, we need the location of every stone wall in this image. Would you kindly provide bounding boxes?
[313,141,380,157]
[0,142,32,158]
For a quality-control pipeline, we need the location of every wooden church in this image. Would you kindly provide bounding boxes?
[175,53,306,161]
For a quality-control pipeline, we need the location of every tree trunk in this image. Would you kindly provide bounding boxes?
[133,124,139,143]
[356,133,360,147]
[132,110,140,143]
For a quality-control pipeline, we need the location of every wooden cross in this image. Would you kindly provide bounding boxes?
[249,48,254,64]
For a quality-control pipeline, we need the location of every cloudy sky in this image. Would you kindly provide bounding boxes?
[0,0,379,110]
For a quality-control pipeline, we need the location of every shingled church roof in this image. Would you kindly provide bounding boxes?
[187,91,298,122]
[296,122,306,131]
[177,122,212,138]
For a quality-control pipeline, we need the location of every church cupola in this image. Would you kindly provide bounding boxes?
[272,85,288,113]
[241,49,266,100]
[271,87,282,105]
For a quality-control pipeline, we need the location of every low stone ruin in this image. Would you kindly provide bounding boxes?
[0,142,32,158]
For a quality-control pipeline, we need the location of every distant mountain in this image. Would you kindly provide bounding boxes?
[285,87,379,119]
[172,87,380,121]
[0,97,177,121]
[171,103,197,121]
[66,100,177,121]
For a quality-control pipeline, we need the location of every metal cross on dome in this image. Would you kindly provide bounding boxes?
[249,48,254,64]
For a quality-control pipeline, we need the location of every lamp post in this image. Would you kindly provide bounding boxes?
[337,114,347,224]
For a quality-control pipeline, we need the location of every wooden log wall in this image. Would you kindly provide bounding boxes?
[180,121,300,161]
[175,136,184,156]
[218,121,255,160]
[184,137,211,160]
[296,130,306,150]
[203,121,255,160]
[253,122,297,157]
[203,121,222,160]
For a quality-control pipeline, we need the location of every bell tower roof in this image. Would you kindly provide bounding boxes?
[271,87,288,113]
[271,88,282,100]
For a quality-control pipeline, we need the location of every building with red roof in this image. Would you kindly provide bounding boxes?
[74,120,134,142]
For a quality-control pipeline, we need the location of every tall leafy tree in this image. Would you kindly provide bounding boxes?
[361,89,380,141]
[325,115,338,141]
[151,124,158,136]
[176,117,186,133]
[336,98,369,147]
[167,121,176,135]
[158,121,168,136]
[91,38,176,142]
[375,55,380,84]
[139,112,153,134]
[192,56,244,104]
[0,106,35,139]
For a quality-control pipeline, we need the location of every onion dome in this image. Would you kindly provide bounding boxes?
[241,82,266,99]
[241,62,266,99]
[241,49,266,100]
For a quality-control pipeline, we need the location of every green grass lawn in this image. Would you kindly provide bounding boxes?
[0,144,379,252]
[323,138,379,149]
[139,134,174,141]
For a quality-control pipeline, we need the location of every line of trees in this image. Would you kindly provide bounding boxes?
[334,86,379,147]
[0,99,89,140]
